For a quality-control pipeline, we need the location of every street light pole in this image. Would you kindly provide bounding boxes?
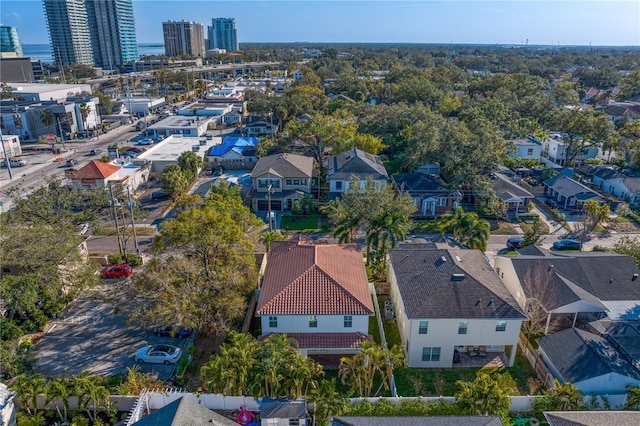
[109,185,125,257]
[126,186,140,258]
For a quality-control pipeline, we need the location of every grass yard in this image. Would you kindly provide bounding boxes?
[488,220,519,234]
[394,352,536,397]
[280,215,319,231]
[520,220,550,235]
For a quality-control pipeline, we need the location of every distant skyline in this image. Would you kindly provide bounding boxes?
[1,1,639,46]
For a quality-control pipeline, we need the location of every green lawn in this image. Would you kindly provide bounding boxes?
[369,315,382,344]
[280,215,319,231]
[394,352,536,397]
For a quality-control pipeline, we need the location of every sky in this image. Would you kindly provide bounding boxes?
[1,0,639,46]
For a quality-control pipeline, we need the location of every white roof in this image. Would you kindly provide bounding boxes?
[136,135,220,162]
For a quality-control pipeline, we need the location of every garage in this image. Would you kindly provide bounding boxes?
[257,199,282,211]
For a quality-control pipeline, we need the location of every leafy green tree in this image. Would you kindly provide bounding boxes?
[78,102,91,130]
[550,108,613,166]
[523,218,545,248]
[577,200,610,247]
[613,236,640,266]
[454,373,512,422]
[533,380,584,415]
[625,385,640,410]
[161,164,191,197]
[45,376,72,423]
[117,365,165,395]
[438,206,491,252]
[39,108,54,130]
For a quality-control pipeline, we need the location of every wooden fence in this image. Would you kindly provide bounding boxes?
[518,333,556,389]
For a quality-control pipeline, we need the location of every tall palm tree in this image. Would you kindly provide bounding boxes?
[40,109,53,131]
[439,206,491,252]
[12,375,46,415]
[78,103,91,130]
[310,379,348,426]
[45,377,72,422]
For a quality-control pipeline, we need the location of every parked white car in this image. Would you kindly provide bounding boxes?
[1,158,27,167]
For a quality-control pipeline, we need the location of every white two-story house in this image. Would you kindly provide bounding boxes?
[387,242,527,368]
[256,238,374,357]
[327,148,389,200]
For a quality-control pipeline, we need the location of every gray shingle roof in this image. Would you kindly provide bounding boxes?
[491,173,534,202]
[132,397,238,426]
[543,174,599,199]
[260,397,306,419]
[544,411,640,426]
[332,416,504,426]
[508,252,640,305]
[537,328,640,384]
[388,243,526,320]
[327,148,388,181]
[251,153,314,179]
[393,173,454,197]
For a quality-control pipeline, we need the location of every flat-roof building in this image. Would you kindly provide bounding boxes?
[145,115,212,138]
[134,134,220,176]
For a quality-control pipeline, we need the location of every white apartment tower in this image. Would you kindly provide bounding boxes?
[162,20,205,58]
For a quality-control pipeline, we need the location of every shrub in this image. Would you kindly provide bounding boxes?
[107,254,142,266]
[0,317,24,340]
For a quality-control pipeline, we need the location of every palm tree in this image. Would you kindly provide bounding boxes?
[626,385,640,410]
[439,206,491,251]
[12,375,46,415]
[40,108,54,131]
[260,231,286,253]
[45,377,72,422]
[547,380,584,411]
[310,379,348,426]
[455,373,512,419]
[78,103,91,131]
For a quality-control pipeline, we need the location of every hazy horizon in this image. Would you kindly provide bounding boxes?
[2,1,639,47]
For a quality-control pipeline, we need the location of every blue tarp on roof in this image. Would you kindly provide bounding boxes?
[208,137,258,156]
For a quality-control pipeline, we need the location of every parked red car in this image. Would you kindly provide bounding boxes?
[100,264,133,279]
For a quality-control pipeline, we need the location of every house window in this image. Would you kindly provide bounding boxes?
[335,181,343,190]
[289,420,300,426]
[286,179,293,186]
[344,315,353,328]
[458,321,468,334]
[309,315,317,328]
[421,347,441,362]
[418,321,428,334]
[269,316,277,328]
[301,179,307,186]
[496,321,507,332]
[527,148,534,155]
[293,179,300,185]
[438,197,447,206]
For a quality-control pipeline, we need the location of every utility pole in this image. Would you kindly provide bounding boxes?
[0,128,13,180]
[127,186,140,258]
[267,183,273,232]
[109,185,125,257]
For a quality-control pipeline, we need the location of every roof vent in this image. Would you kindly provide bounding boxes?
[487,299,494,307]
[441,256,447,263]
[633,273,638,281]
[451,273,465,281]
[455,256,462,262]
[475,299,482,306]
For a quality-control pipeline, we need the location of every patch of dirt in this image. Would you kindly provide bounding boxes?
[182,332,227,390]
[605,220,640,233]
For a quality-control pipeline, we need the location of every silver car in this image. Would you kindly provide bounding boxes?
[135,344,182,364]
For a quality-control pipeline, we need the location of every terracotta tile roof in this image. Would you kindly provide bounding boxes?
[259,332,372,349]
[256,239,374,315]
[76,160,120,180]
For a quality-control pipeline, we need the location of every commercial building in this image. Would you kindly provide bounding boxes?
[134,134,219,176]
[1,135,22,160]
[43,0,138,69]
[0,57,35,83]
[85,0,138,69]
[208,18,239,51]
[0,25,23,57]
[43,0,94,65]
[162,20,205,58]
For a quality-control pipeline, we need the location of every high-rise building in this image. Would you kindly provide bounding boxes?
[43,0,94,65]
[86,0,138,69]
[163,20,205,58]
[43,0,138,69]
[208,18,238,51]
[0,25,24,57]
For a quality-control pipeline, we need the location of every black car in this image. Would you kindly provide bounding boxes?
[552,239,581,251]
[506,237,526,250]
[151,190,170,200]
[154,326,193,338]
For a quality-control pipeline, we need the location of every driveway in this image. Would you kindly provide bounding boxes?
[33,285,191,381]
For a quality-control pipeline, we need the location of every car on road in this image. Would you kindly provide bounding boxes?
[506,237,526,250]
[154,325,193,338]
[100,264,133,279]
[135,344,182,364]
[66,159,78,167]
[151,190,170,201]
[90,149,103,155]
[138,139,154,146]
[552,239,581,251]
[1,158,27,167]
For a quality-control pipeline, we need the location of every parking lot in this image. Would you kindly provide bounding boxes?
[33,285,191,381]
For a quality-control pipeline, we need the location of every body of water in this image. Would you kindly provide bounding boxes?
[22,43,166,64]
